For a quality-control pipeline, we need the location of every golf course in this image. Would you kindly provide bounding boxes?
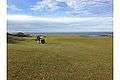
[8,35,113,80]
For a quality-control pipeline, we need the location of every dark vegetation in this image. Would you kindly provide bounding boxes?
[7,32,31,43]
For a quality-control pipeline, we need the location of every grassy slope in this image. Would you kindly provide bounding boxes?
[8,36,113,80]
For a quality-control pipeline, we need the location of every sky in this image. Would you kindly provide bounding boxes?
[7,0,113,32]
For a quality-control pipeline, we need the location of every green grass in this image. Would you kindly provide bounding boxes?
[8,36,113,80]
[7,35,25,44]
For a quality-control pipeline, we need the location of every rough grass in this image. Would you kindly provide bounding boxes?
[7,35,25,44]
[8,36,113,80]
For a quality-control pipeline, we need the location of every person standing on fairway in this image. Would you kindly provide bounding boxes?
[37,35,41,44]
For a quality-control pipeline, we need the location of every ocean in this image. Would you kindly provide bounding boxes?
[26,32,113,36]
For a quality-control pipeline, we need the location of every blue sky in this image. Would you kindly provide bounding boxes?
[7,0,113,17]
[7,0,113,32]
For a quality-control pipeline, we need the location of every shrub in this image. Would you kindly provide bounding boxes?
[7,32,25,43]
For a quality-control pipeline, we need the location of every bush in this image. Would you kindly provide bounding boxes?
[7,32,25,43]
[13,32,31,37]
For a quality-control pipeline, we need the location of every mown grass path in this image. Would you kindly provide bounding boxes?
[8,36,112,80]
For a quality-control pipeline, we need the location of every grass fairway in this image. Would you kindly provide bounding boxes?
[8,36,113,80]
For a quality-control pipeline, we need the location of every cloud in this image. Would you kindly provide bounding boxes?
[7,14,91,23]
[30,0,60,12]
[7,4,22,12]
[7,14,112,32]
[7,14,112,23]
[66,0,112,10]
[30,0,112,17]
